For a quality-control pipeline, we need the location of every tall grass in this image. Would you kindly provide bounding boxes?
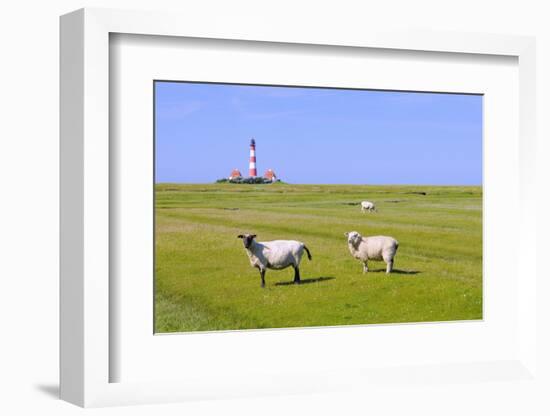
[155,183,482,332]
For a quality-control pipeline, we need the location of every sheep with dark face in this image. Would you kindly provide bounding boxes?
[345,231,398,274]
[237,234,312,287]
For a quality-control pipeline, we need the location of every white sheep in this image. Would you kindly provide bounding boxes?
[345,231,398,274]
[360,201,376,212]
[237,234,312,287]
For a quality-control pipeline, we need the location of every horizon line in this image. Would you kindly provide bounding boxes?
[154,182,483,187]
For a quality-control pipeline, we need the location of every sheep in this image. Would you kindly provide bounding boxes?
[360,201,376,212]
[345,231,398,274]
[237,234,312,287]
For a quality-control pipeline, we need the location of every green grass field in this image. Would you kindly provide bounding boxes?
[155,183,482,332]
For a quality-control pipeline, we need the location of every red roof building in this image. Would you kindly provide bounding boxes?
[263,169,277,182]
[229,168,242,180]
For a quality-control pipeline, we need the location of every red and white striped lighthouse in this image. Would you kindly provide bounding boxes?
[248,138,257,177]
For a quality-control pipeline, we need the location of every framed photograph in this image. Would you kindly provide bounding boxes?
[152,81,483,332]
[60,8,539,408]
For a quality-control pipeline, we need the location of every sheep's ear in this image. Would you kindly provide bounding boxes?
[237,235,244,239]
[344,232,349,237]
[251,234,257,239]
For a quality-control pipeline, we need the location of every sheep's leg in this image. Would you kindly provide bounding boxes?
[386,260,393,274]
[363,261,369,274]
[293,266,301,284]
[260,269,266,288]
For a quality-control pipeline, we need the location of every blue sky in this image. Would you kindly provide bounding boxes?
[155,82,482,185]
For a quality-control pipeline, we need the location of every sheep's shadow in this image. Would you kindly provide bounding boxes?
[369,269,421,275]
[275,276,335,286]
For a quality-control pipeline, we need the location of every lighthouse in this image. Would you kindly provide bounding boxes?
[249,138,257,177]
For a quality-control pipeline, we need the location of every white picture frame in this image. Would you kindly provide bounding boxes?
[60,7,538,408]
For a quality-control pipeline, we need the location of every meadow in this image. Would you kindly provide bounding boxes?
[155,183,482,333]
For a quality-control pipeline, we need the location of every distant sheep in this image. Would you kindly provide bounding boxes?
[345,231,398,274]
[360,201,376,212]
[237,234,312,287]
